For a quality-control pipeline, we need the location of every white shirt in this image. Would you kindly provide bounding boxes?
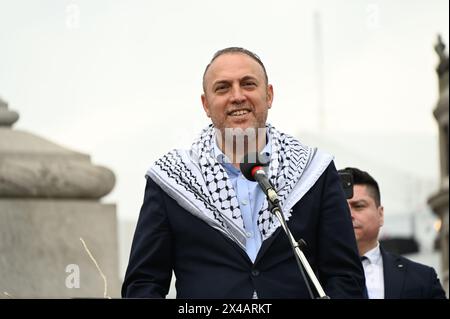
[361,243,385,299]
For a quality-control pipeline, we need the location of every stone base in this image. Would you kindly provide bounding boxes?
[0,199,121,298]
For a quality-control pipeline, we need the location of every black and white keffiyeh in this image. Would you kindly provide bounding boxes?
[147,124,333,250]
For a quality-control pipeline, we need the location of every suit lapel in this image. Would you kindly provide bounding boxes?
[382,248,406,299]
[254,227,283,264]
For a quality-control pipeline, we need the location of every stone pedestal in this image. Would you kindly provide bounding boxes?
[0,97,120,298]
[0,200,120,298]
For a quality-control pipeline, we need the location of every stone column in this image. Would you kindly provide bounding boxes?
[428,35,449,297]
[0,97,120,298]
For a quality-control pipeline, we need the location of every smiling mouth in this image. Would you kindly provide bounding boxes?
[228,109,250,116]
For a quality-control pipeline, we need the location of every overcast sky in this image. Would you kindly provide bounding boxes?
[0,0,448,224]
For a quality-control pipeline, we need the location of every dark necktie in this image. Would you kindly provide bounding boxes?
[360,256,369,299]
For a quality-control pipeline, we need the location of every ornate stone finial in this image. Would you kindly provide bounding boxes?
[0,97,19,127]
[435,34,449,77]
[435,35,447,61]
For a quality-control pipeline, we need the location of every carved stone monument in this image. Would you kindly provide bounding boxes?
[428,35,449,297]
[0,97,120,298]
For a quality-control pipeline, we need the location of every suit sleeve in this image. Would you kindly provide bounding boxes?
[317,161,367,298]
[426,266,447,299]
[121,177,173,298]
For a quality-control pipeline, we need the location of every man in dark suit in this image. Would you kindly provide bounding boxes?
[339,167,447,299]
[122,47,366,299]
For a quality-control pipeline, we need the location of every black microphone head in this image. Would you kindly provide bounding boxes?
[239,152,270,182]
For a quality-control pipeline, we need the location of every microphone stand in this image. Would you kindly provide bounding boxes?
[239,152,329,299]
[268,198,330,299]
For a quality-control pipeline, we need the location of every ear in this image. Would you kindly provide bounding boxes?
[266,84,274,109]
[201,94,210,118]
[378,205,384,227]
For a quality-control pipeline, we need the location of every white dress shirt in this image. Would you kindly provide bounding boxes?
[361,243,385,299]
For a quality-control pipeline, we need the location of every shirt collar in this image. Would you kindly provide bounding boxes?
[212,130,272,175]
[363,242,382,265]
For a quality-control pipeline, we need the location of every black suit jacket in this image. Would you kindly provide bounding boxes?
[381,247,447,299]
[122,162,366,298]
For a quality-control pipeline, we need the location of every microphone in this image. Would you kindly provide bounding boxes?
[240,152,279,205]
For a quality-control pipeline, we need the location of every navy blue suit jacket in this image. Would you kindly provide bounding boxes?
[381,247,447,299]
[122,162,366,298]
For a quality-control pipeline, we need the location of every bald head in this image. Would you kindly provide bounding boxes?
[202,47,268,93]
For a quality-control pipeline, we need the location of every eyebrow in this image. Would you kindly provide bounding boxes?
[212,80,230,88]
[212,75,259,88]
[349,200,369,206]
[240,75,259,82]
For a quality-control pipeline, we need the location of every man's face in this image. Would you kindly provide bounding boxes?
[347,184,384,244]
[201,53,273,135]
